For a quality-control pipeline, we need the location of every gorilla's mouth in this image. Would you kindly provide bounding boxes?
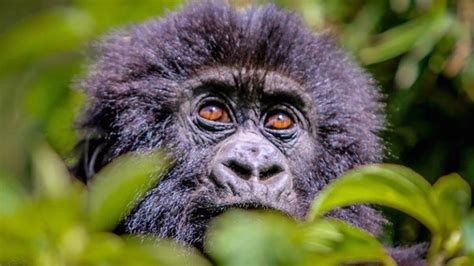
[210,201,271,214]
[194,200,288,220]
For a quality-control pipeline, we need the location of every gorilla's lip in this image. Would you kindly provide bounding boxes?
[198,200,286,218]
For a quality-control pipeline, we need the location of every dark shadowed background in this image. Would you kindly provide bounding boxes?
[0,0,472,245]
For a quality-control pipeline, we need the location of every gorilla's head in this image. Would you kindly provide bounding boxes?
[74,2,384,248]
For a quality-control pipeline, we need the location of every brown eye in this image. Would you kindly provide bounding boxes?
[198,104,230,123]
[265,111,294,129]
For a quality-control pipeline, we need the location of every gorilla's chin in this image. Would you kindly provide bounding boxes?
[196,201,288,218]
[184,199,295,250]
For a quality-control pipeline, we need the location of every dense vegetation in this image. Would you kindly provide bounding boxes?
[1,147,473,265]
[0,0,472,265]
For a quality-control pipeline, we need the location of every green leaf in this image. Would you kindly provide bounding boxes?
[462,212,474,257]
[359,17,430,64]
[433,173,471,233]
[206,210,395,266]
[32,143,73,198]
[0,7,94,74]
[359,3,451,65]
[0,174,26,215]
[206,210,306,266]
[87,150,171,231]
[302,219,396,266]
[77,233,210,266]
[308,164,440,232]
[446,256,473,266]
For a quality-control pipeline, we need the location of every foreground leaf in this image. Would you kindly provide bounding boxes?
[206,210,394,266]
[32,143,73,198]
[78,233,210,266]
[206,210,305,266]
[302,219,395,265]
[309,164,440,232]
[87,150,171,231]
[462,212,474,257]
[432,173,472,233]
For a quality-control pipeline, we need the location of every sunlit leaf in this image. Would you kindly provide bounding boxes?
[87,150,171,231]
[76,0,183,31]
[78,233,210,266]
[206,209,395,266]
[446,256,473,266]
[309,164,440,232]
[433,173,471,233]
[32,143,73,198]
[303,219,396,265]
[0,174,26,215]
[206,210,306,266]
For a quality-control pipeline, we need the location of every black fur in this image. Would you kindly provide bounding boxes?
[74,2,424,264]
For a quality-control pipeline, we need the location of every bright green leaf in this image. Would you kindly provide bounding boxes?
[433,173,471,233]
[32,143,73,198]
[206,210,306,266]
[303,219,396,266]
[87,150,171,231]
[309,164,440,232]
[0,174,26,215]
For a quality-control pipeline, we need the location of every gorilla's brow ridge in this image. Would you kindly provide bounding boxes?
[179,66,311,107]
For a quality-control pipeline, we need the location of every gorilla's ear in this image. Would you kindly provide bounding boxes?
[72,135,109,183]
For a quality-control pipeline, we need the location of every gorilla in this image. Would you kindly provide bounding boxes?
[74,2,425,264]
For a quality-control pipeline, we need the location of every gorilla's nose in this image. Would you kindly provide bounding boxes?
[211,133,293,197]
[222,146,285,182]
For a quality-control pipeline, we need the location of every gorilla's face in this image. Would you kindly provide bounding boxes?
[117,69,321,247]
[76,2,385,249]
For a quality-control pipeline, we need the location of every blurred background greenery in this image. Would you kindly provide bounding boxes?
[0,0,472,246]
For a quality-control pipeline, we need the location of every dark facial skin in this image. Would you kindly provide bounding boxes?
[183,69,316,209]
[114,69,322,248]
[73,2,426,264]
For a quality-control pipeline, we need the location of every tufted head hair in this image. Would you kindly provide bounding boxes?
[77,1,384,180]
[74,1,387,248]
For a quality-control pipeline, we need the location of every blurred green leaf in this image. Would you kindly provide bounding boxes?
[206,209,395,266]
[76,0,183,31]
[206,210,305,266]
[77,233,210,266]
[32,143,73,198]
[308,164,440,232]
[433,173,472,233]
[447,256,473,266]
[359,17,430,65]
[0,174,26,215]
[302,219,396,265]
[359,1,452,66]
[462,212,474,257]
[0,7,94,74]
[87,150,171,231]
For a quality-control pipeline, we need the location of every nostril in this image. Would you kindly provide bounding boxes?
[224,160,253,180]
[259,165,284,181]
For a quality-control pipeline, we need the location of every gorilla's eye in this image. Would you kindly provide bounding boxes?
[198,104,230,123]
[265,111,294,130]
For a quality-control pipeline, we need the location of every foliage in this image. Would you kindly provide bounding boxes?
[1,146,473,265]
[310,165,473,265]
[0,144,209,266]
[0,0,473,263]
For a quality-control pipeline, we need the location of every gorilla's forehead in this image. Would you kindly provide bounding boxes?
[177,66,313,107]
[79,1,384,168]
